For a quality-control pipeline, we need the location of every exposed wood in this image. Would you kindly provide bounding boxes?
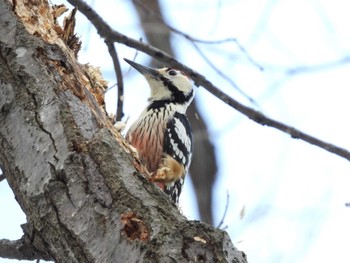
[0,0,246,262]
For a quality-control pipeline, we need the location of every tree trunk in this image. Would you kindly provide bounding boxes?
[0,0,247,262]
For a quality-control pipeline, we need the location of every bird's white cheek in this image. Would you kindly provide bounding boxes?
[173,78,192,93]
[147,80,171,100]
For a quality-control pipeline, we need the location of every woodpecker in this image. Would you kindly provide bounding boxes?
[124,58,194,204]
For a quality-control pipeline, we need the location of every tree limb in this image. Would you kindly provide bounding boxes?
[0,237,51,261]
[0,0,246,262]
[0,172,5,182]
[67,0,350,162]
[133,0,260,105]
[105,40,124,122]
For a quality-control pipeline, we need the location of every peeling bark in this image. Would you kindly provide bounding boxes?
[0,0,247,262]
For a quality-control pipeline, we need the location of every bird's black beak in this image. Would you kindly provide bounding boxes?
[124,58,159,78]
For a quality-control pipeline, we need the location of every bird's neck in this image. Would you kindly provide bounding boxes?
[147,100,188,114]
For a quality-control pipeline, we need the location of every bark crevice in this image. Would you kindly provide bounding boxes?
[0,0,247,262]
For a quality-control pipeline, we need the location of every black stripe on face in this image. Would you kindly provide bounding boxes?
[159,76,193,104]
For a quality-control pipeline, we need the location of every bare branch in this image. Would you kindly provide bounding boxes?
[209,0,223,33]
[263,56,350,75]
[189,38,264,71]
[133,0,261,69]
[0,0,246,261]
[285,57,350,75]
[67,0,350,162]
[133,0,263,104]
[0,237,51,261]
[105,40,124,122]
[217,191,230,229]
[104,40,141,93]
[190,40,259,106]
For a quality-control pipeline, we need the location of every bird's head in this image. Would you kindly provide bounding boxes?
[124,58,194,106]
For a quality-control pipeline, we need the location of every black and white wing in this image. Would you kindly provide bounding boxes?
[163,112,193,203]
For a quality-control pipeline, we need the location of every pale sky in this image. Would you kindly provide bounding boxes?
[1,1,350,262]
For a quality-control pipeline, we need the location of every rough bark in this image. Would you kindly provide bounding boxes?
[0,0,246,262]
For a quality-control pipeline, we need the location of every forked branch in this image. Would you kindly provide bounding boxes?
[67,0,350,162]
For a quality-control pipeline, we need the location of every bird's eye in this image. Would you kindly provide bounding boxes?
[168,70,177,76]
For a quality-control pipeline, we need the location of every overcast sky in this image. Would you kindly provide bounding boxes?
[1,1,350,262]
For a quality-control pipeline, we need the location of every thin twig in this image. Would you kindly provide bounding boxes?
[133,0,262,69]
[286,57,350,75]
[82,0,95,52]
[262,56,350,74]
[105,40,124,122]
[189,37,263,71]
[190,40,259,106]
[133,0,263,98]
[217,191,230,229]
[209,0,222,34]
[104,43,141,94]
[137,0,263,70]
[66,0,350,162]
